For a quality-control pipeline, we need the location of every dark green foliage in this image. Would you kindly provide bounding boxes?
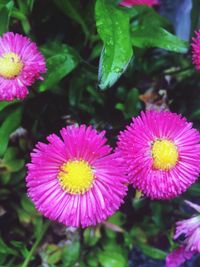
[0,1,200,267]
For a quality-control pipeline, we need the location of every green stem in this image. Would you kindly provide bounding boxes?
[21,221,50,267]
[164,65,193,75]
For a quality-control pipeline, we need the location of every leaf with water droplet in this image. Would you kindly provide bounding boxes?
[132,27,188,53]
[95,0,133,89]
[39,41,80,92]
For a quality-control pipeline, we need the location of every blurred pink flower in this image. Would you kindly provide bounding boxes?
[166,247,194,267]
[192,30,200,70]
[175,201,200,253]
[166,200,200,267]
[0,32,46,101]
[120,0,159,7]
[26,125,127,228]
[116,111,200,199]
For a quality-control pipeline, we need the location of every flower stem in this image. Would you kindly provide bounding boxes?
[164,65,193,75]
[21,220,50,267]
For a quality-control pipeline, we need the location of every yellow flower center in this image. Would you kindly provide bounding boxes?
[0,52,23,79]
[58,160,94,194]
[151,139,178,170]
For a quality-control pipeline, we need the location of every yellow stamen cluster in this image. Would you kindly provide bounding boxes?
[58,160,94,194]
[152,139,178,170]
[0,52,23,79]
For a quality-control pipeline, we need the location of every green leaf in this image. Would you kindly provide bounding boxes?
[45,245,62,265]
[123,88,141,118]
[83,228,101,246]
[0,107,22,157]
[96,0,133,89]
[125,88,140,116]
[11,7,31,34]
[124,226,147,247]
[0,238,17,256]
[3,147,18,161]
[0,100,18,112]
[0,147,24,174]
[87,250,99,267]
[128,6,169,28]
[40,42,79,92]
[86,86,104,105]
[0,173,11,185]
[129,5,187,52]
[62,241,80,267]
[116,88,141,118]
[16,195,37,224]
[16,0,28,14]
[33,217,43,239]
[53,0,90,37]
[21,195,36,214]
[0,1,14,35]
[150,202,162,228]
[97,249,127,267]
[16,207,32,224]
[187,183,200,196]
[132,27,188,53]
[27,0,35,11]
[191,0,200,37]
[68,70,87,107]
[108,211,125,226]
[190,108,200,120]
[107,0,121,4]
[5,158,24,172]
[138,243,167,260]
[97,242,128,267]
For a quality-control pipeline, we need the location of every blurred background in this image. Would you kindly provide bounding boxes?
[0,0,200,266]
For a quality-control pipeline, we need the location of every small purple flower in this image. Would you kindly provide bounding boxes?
[166,201,200,267]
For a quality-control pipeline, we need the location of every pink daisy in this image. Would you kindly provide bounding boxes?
[166,200,200,267]
[0,32,46,101]
[117,110,200,199]
[26,125,127,228]
[192,30,200,70]
[120,0,159,7]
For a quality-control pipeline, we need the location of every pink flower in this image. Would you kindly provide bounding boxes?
[0,32,46,101]
[166,247,195,267]
[120,0,159,7]
[116,111,200,199]
[166,201,200,267]
[174,201,200,253]
[26,125,127,228]
[174,216,200,242]
[192,30,200,70]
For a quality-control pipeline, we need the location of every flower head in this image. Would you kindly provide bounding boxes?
[166,247,194,267]
[166,201,200,267]
[174,201,200,253]
[26,125,127,228]
[0,32,46,101]
[120,0,159,7]
[192,30,200,70]
[117,110,200,199]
